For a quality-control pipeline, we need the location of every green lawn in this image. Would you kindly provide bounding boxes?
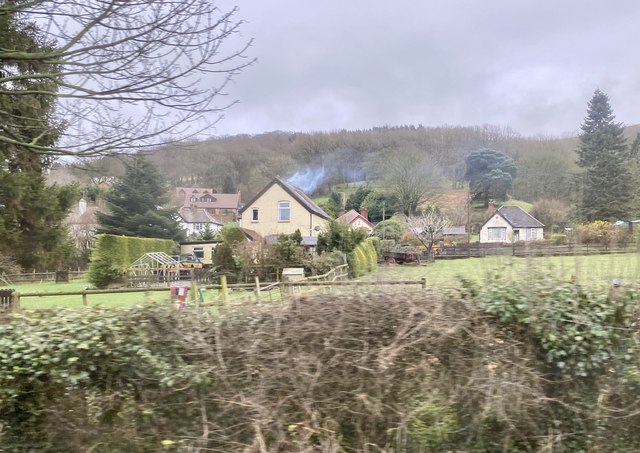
[7,279,280,310]
[8,253,640,309]
[368,253,640,290]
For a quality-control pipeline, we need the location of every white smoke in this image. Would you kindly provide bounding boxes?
[285,167,326,193]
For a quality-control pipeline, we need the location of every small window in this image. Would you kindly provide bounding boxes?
[193,247,204,259]
[527,228,537,240]
[252,208,259,222]
[278,201,290,222]
[488,227,506,241]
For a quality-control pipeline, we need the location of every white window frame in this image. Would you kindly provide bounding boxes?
[488,227,506,241]
[251,208,259,222]
[278,201,291,222]
[526,228,537,240]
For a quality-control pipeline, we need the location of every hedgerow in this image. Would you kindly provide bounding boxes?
[88,234,175,287]
[2,281,640,451]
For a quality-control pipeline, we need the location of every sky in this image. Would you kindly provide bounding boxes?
[209,0,640,139]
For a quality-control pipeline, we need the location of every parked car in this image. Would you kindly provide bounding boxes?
[170,254,203,269]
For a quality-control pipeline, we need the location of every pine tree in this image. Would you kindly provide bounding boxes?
[576,90,632,221]
[96,155,185,241]
[0,7,78,271]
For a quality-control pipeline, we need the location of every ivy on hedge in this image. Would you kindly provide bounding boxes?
[465,272,637,379]
[88,234,175,287]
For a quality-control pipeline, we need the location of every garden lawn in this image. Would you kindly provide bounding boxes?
[368,253,640,290]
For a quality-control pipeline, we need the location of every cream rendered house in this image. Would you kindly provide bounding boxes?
[480,205,544,243]
[238,177,329,238]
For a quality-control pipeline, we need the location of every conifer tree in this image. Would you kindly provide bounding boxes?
[0,7,77,271]
[576,90,632,221]
[96,155,185,241]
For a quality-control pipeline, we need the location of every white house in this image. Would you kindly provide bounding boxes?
[178,206,223,237]
[480,205,544,243]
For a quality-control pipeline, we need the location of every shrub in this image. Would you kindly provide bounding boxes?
[550,233,568,244]
[575,220,626,246]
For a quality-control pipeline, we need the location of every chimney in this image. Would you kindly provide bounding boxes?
[360,207,369,220]
[487,200,496,217]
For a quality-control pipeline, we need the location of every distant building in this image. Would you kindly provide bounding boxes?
[238,177,329,238]
[178,206,223,237]
[337,209,374,233]
[66,197,103,250]
[480,205,544,243]
[174,187,241,223]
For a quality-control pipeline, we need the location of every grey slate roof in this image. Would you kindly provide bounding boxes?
[496,206,544,228]
[443,226,466,235]
[239,177,329,219]
[178,206,222,225]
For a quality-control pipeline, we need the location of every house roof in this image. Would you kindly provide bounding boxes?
[337,209,374,229]
[265,234,319,247]
[443,226,466,235]
[239,227,263,242]
[238,177,329,219]
[175,187,241,210]
[178,206,223,225]
[490,205,545,228]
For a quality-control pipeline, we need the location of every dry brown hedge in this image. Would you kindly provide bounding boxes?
[1,289,557,452]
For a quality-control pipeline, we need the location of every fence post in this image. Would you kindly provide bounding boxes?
[82,291,88,307]
[220,275,229,305]
[254,276,261,303]
[11,291,20,312]
[421,278,427,290]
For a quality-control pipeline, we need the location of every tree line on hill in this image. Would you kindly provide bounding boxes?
[2,0,640,272]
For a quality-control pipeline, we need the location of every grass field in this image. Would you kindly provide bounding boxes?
[7,253,640,309]
[368,253,640,290]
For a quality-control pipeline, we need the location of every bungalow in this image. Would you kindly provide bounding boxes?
[480,205,544,243]
[238,177,329,238]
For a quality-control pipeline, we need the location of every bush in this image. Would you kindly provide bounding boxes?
[575,220,626,246]
[550,233,568,244]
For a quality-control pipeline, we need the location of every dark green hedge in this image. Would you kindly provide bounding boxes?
[88,234,175,287]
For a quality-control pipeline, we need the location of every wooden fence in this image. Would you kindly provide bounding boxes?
[438,242,637,258]
[1,270,87,285]
[2,264,427,311]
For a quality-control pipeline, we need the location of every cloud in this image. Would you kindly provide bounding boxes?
[212,0,640,137]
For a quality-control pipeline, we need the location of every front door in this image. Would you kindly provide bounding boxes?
[513,230,520,241]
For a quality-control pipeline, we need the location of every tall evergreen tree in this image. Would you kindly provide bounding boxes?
[0,6,78,271]
[96,155,185,241]
[464,149,517,207]
[576,90,632,221]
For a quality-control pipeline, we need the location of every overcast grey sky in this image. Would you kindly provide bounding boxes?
[212,0,640,138]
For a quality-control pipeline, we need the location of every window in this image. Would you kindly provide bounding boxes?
[193,247,204,259]
[278,201,290,222]
[526,228,537,240]
[252,208,259,222]
[194,223,203,231]
[487,227,506,241]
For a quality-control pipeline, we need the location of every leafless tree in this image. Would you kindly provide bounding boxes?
[406,209,450,257]
[0,0,254,157]
[380,147,443,215]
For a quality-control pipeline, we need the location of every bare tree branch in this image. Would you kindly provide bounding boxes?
[0,0,255,157]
